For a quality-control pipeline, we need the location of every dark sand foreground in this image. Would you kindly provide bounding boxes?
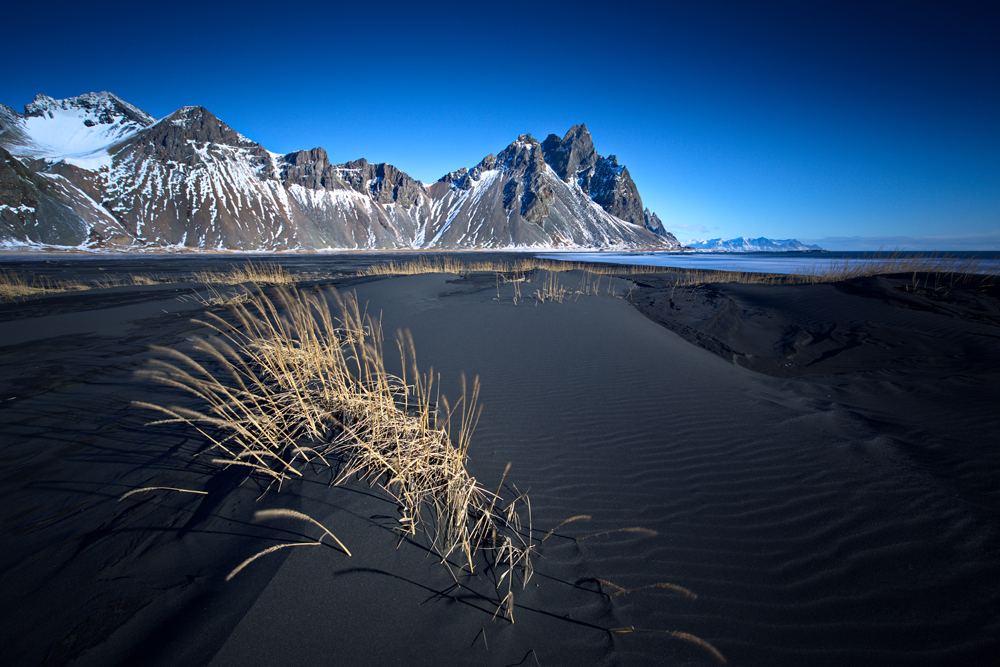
[1,255,998,666]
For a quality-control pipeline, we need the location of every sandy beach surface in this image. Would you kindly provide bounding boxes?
[1,254,998,666]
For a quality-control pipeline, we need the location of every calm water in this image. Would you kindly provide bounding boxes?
[537,251,1000,276]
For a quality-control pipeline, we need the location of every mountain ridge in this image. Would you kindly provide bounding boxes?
[684,237,823,252]
[0,92,681,251]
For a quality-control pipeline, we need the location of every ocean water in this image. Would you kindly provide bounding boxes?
[537,251,1000,276]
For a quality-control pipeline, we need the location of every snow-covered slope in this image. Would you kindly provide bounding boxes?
[0,92,155,170]
[0,91,682,251]
[685,237,823,252]
[1,146,134,248]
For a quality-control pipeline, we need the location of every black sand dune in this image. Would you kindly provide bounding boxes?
[1,255,998,666]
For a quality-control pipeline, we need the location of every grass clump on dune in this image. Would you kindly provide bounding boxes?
[132,278,725,658]
[137,284,533,614]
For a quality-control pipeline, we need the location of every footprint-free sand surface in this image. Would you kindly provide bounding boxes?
[1,254,998,666]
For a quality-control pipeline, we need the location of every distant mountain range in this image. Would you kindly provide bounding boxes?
[0,91,681,251]
[684,237,823,252]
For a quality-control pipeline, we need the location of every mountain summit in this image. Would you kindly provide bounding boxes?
[0,91,681,251]
[541,124,666,236]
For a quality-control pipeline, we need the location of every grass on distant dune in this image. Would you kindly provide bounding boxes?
[0,267,88,301]
[192,261,301,286]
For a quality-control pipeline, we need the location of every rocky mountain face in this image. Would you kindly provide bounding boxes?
[424,134,670,247]
[0,92,680,250]
[0,146,134,247]
[541,124,669,237]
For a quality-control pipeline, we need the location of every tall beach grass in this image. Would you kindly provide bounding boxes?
[137,284,533,608]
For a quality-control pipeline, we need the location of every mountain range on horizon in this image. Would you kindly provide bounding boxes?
[684,237,823,252]
[0,91,682,251]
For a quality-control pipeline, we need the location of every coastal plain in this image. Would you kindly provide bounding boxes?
[1,254,998,667]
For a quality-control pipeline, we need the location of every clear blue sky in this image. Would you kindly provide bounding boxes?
[3,0,997,249]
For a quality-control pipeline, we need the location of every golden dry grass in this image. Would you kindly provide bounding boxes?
[532,272,569,303]
[137,284,533,614]
[90,273,174,288]
[193,261,301,286]
[190,285,253,308]
[0,267,180,301]
[0,268,84,301]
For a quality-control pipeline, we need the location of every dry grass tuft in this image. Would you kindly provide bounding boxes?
[190,284,253,308]
[90,273,175,289]
[138,284,532,612]
[193,261,301,286]
[533,272,569,303]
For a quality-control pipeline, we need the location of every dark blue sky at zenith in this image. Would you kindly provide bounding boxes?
[3,0,997,249]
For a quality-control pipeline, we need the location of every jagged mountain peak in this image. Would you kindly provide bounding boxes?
[24,91,155,128]
[642,208,666,236]
[151,106,257,148]
[113,105,268,168]
[437,133,549,193]
[284,146,331,167]
[491,134,545,171]
[542,124,597,181]
[333,157,428,205]
[539,125,660,233]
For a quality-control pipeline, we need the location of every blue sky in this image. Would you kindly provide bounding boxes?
[3,0,997,249]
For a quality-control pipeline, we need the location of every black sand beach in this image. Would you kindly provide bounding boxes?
[1,254,998,666]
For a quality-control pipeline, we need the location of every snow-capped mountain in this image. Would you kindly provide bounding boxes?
[0,91,681,251]
[0,92,154,170]
[684,237,823,252]
[424,133,675,248]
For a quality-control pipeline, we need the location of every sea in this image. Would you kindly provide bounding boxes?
[537,250,1000,276]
